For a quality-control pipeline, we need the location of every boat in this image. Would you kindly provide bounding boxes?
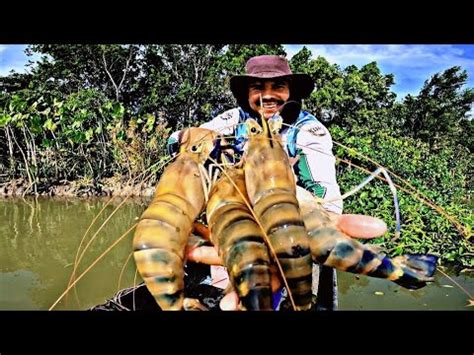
[91,263,338,311]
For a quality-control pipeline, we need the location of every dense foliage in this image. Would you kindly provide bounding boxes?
[1,45,472,266]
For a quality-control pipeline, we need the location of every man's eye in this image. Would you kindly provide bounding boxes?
[249,83,263,90]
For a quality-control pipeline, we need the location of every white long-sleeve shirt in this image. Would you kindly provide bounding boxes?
[168,107,343,214]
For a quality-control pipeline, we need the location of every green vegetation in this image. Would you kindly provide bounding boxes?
[1,45,472,266]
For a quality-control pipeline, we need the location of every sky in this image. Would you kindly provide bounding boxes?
[284,45,474,100]
[1,44,474,101]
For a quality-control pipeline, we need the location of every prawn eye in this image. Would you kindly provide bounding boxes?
[190,145,199,152]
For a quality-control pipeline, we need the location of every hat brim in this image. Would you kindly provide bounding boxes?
[230,73,314,104]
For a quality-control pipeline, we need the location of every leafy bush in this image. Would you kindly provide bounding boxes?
[331,125,473,267]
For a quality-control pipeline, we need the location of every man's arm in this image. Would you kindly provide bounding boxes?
[166,108,241,156]
[199,108,240,134]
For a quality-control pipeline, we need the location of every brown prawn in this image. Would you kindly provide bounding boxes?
[243,116,313,310]
[132,127,217,310]
[297,187,438,290]
[206,166,274,310]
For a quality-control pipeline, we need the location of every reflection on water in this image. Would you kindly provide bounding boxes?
[338,269,474,310]
[1,197,473,310]
[0,270,42,309]
[1,197,148,310]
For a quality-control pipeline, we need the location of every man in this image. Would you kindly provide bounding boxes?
[204,55,342,214]
[172,55,386,310]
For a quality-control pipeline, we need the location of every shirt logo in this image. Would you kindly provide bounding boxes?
[221,111,233,121]
[308,125,326,136]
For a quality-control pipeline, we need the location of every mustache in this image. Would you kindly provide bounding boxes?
[254,98,285,107]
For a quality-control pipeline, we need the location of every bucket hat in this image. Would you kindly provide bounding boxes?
[230,55,314,108]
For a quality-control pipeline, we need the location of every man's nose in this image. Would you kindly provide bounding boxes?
[260,82,275,98]
[261,88,274,99]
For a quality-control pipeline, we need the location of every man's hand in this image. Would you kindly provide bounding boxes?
[186,245,222,265]
[186,214,387,310]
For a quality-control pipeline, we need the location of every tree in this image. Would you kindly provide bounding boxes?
[397,66,474,151]
[26,45,142,107]
[137,44,226,129]
[289,47,396,130]
[138,44,287,129]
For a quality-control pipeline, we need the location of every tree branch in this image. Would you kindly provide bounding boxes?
[117,46,134,96]
[102,50,120,101]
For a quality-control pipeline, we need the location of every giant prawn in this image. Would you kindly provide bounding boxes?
[234,114,438,310]
[132,127,218,310]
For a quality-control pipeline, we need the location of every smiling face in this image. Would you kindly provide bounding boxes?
[248,78,290,119]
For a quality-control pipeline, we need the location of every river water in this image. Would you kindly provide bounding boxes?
[1,197,472,310]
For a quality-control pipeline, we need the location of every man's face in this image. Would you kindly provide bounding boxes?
[248,78,290,119]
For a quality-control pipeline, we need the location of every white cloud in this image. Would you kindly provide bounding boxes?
[285,45,474,70]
